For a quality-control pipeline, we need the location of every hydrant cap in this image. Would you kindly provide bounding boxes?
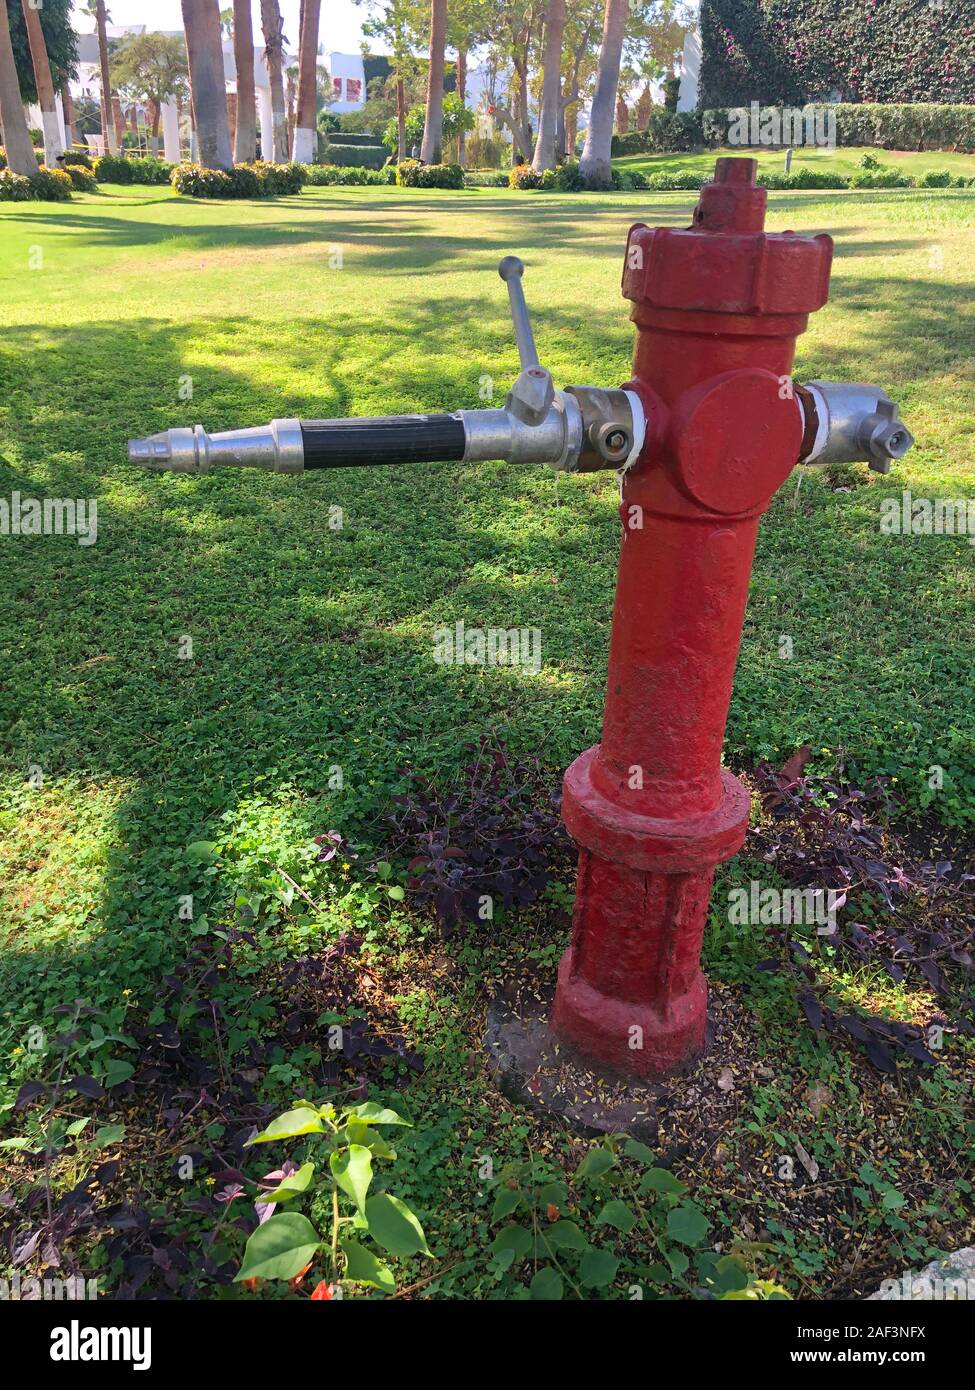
[622,158,834,320]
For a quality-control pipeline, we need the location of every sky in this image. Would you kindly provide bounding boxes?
[70,1,374,55]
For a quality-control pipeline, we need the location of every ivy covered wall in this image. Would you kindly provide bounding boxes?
[699,0,975,107]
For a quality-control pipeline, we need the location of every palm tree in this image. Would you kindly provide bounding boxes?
[292,0,320,163]
[0,0,38,173]
[580,0,628,190]
[531,0,566,173]
[419,0,446,165]
[83,0,118,155]
[259,0,288,162]
[20,0,65,164]
[232,0,256,162]
[181,0,232,169]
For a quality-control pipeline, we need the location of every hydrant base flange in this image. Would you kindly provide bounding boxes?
[563,748,751,873]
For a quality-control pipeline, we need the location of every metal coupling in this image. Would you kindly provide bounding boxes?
[798,381,914,473]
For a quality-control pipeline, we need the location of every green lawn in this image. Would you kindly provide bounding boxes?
[1,180,973,1300]
[616,142,975,180]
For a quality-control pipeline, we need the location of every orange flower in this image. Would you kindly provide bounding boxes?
[310,1280,336,1300]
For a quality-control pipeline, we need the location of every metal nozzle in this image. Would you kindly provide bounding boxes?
[799,382,915,474]
[127,419,304,474]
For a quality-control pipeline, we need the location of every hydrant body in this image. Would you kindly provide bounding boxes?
[552,160,834,1077]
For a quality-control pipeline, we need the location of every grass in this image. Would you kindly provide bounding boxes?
[615,143,975,180]
[0,176,973,1300]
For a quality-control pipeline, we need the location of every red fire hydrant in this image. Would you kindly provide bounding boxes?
[129,157,913,1094]
[553,159,837,1078]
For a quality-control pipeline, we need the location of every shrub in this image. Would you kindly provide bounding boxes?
[127,156,174,185]
[508,162,544,190]
[918,168,952,188]
[848,168,914,189]
[0,170,32,201]
[62,149,93,168]
[321,140,388,169]
[93,153,134,183]
[251,159,307,195]
[757,167,848,189]
[463,170,509,188]
[303,164,395,186]
[397,160,464,189]
[170,163,234,198]
[34,168,73,200]
[611,166,649,191]
[644,170,708,190]
[0,148,6,170]
[549,158,585,191]
[17,168,73,201]
[65,164,98,192]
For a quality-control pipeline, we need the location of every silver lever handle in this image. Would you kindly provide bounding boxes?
[498,256,541,371]
[498,256,553,426]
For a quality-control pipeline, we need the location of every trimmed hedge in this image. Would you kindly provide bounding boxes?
[396,160,464,189]
[0,168,72,201]
[304,165,396,185]
[699,0,975,106]
[170,160,307,198]
[701,104,975,154]
[325,132,384,147]
[93,154,174,185]
[321,140,388,169]
[62,149,93,168]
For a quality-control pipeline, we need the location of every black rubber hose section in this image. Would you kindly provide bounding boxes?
[301,414,466,469]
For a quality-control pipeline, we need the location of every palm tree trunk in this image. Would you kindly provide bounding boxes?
[531,0,565,172]
[292,0,320,163]
[0,0,37,174]
[396,74,406,161]
[94,1,118,155]
[259,0,288,162]
[21,0,64,165]
[112,95,126,151]
[419,0,446,165]
[150,99,161,156]
[456,49,467,167]
[580,0,627,190]
[61,81,77,148]
[181,0,233,170]
[232,0,257,162]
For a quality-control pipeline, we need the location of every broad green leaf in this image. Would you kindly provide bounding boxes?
[537,1181,569,1210]
[596,1200,637,1235]
[387,885,405,901]
[712,1255,750,1294]
[580,1248,620,1289]
[667,1246,690,1278]
[492,1186,523,1221]
[234,1212,320,1283]
[340,1123,397,1159]
[185,841,219,863]
[576,1146,615,1181]
[330,1145,372,1216]
[340,1237,395,1294]
[640,1166,686,1195]
[65,1117,90,1137]
[263,1161,314,1204]
[545,1219,587,1252]
[344,1101,411,1128]
[246,1107,325,1145]
[103,1059,134,1087]
[490,1225,532,1260]
[622,1138,656,1165]
[529,1265,563,1300]
[365,1192,430,1258]
[882,1188,906,1210]
[93,1123,126,1148]
[667,1203,710,1246]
